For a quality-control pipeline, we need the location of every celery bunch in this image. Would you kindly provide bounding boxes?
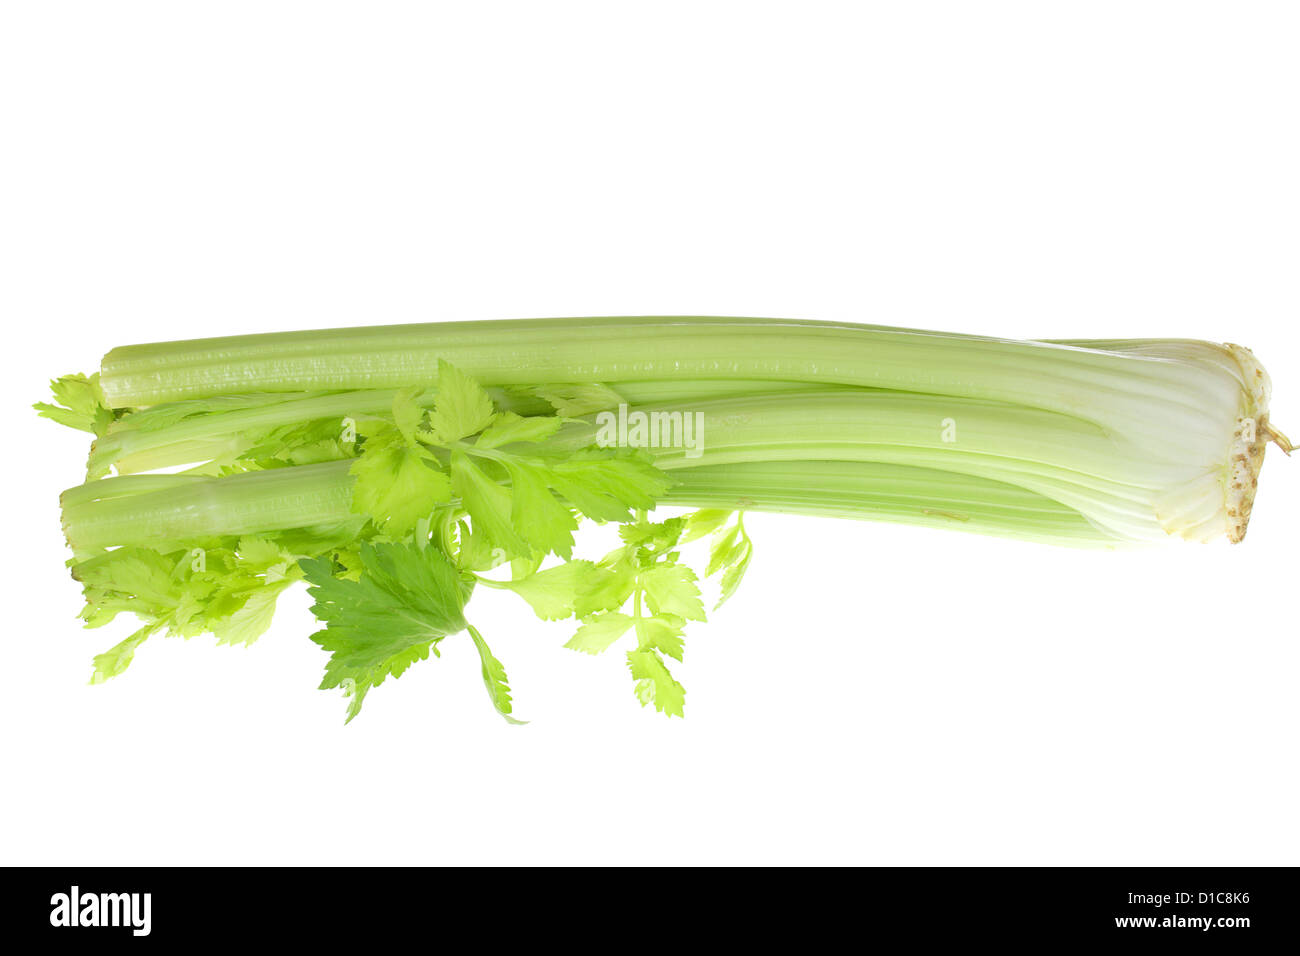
[39,317,1291,721]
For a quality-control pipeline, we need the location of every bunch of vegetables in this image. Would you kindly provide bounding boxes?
[39,317,1291,721]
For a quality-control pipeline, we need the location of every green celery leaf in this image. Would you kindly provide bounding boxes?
[500,561,600,620]
[618,516,686,552]
[627,649,685,717]
[516,383,625,417]
[503,558,638,622]
[90,626,156,685]
[301,541,473,722]
[467,625,525,724]
[476,411,564,449]
[350,432,452,536]
[507,460,578,559]
[717,544,753,609]
[34,373,114,437]
[572,559,637,618]
[240,418,352,465]
[706,515,753,608]
[236,535,298,582]
[391,386,426,445]
[428,360,496,443]
[638,563,706,622]
[706,524,742,576]
[565,611,635,654]
[209,582,292,646]
[455,519,499,571]
[269,519,369,559]
[541,448,674,522]
[284,438,350,465]
[635,614,685,661]
[74,539,302,679]
[73,548,184,616]
[681,508,733,543]
[450,450,527,557]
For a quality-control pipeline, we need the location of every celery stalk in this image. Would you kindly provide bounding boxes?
[61,456,1119,553]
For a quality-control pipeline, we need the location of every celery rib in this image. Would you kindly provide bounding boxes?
[99,317,1244,443]
[61,457,1122,553]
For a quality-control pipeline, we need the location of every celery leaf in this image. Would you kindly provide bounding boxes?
[627,649,685,717]
[705,514,753,608]
[301,541,472,722]
[35,373,115,437]
[565,611,635,654]
[468,625,525,724]
[428,360,496,443]
[639,564,706,622]
[476,411,564,449]
[541,448,673,522]
[506,460,579,559]
[450,450,527,557]
[349,431,452,536]
[635,614,686,661]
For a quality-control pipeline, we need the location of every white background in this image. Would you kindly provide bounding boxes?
[2,2,1296,866]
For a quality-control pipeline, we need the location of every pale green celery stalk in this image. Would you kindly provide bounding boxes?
[98,318,1246,448]
[92,377,855,475]
[617,378,861,404]
[61,461,356,555]
[545,389,1243,543]
[92,386,521,476]
[60,457,1118,553]
[660,461,1120,547]
[59,472,200,508]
